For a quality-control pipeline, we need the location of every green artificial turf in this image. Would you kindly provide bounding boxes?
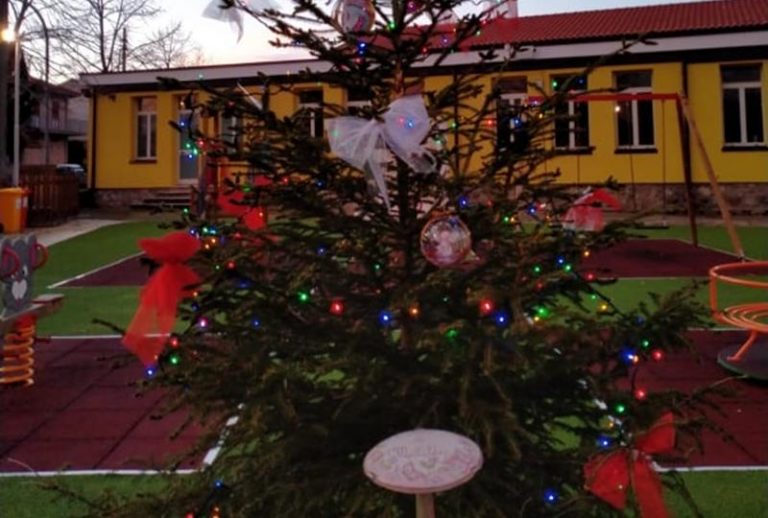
[635,224,767,260]
[0,471,765,517]
[37,220,168,289]
[35,287,141,336]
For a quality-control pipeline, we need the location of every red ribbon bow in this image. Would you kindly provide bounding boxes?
[123,231,201,365]
[218,191,268,231]
[584,412,675,518]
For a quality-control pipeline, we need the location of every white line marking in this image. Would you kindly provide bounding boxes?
[49,334,122,340]
[656,465,768,472]
[0,468,198,478]
[47,252,144,289]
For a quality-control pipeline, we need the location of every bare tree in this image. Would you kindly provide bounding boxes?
[132,22,207,70]
[42,0,198,75]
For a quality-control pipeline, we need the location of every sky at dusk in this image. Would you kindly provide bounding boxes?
[165,0,702,65]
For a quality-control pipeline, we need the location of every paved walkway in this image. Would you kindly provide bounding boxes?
[33,218,124,247]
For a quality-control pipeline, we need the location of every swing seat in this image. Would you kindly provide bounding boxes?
[709,262,768,377]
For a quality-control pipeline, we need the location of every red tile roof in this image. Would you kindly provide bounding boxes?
[446,0,768,47]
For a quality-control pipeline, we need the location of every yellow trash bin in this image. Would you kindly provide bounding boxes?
[0,188,28,233]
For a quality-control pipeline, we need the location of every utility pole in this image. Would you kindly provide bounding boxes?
[121,28,127,71]
[0,0,10,185]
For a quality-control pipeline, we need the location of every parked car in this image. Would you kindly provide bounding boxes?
[56,163,87,189]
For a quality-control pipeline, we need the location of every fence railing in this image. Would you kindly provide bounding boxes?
[20,166,80,227]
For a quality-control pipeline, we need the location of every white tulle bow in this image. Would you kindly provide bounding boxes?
[202,1,278,41]
[326,95,435,209]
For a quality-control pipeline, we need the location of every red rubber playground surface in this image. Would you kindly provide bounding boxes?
[55,239,742,288]
[0,331,766,474]
[0,337,206,473]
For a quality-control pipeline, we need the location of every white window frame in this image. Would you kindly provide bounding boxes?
[219,113,240,147]
[298,93,323,139]
[136,98,157,160]
[499,92,527,143]
[555,89,588,150]
[722,77,764,146]
[616,86,654,150]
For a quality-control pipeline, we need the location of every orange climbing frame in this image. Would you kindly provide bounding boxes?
[709,262,768,362]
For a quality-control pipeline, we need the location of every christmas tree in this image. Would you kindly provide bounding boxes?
[101,1,711,516]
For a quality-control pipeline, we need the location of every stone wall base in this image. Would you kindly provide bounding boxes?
[609,183,767,216]
[95,189,164,209]
[95,183,767,215]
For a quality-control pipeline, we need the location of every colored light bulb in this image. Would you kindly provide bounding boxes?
[297,290,310,304]
[378,310,393,326]
[330,300,344,316]
[445,328,459,340]
[543,488,558,504]
[408,305,420,318]
[479,299,494,316]
[493,310,510,327]
[145,366,156,378]
[651,349,664,361]
[597,435,612,448]
[169,353,180,366]
[615,403,626,414]
[252,318,261,328]
[634,388,648,401]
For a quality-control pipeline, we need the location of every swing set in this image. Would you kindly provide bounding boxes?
[534,91,745,259]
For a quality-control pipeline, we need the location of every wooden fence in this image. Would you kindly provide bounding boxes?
[20,166,80,227]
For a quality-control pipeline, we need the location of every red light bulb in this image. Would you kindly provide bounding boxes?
[651,349,664,362]
[479,299,495,316]
[329,300,344,316]
[634,388,648,401]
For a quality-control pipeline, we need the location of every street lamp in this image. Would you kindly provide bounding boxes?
[1,26,19,186]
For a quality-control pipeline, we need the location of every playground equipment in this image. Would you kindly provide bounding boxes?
[709,262,768,379]
[531,92,745,258]
[0,235,63,386]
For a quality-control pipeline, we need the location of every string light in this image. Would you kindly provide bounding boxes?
[329,299,345,316]
[316,246,327,256]
[479,299,494,316]
[252,318,261,328]
[408,305,420,318]
[634,388,648,401]
[543,488,559,504]
[297,290,310,304]
[641,339,651,348]
[445,328,459,340]
[145,366,157,378]
[378,310,393,326]
[614,403,627,414]
[169,336,180,348]
[169,353,180,366]
[597,435,612,448]
[458,195,470,209]
[493,310,510,327]
[651,349,664,361]
[197,317,209,329]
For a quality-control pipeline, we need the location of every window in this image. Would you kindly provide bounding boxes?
[722,65,764,146]
[51,101,61,122]
[297,90,324,138]
[347,86,371,116]
[615,71,654,149]
[135,97,157,160]
[219,112,241,149]
[496,76,528,154]
[552,74,589,150]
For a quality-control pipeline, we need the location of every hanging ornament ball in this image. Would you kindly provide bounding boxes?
[339,0,375,33]
[420,215,473,268]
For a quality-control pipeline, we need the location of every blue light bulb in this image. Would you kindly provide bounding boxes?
[543,488,558,504]
[378,310,393,326]
[493,310,510,327]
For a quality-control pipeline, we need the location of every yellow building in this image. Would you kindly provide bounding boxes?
[81,0,768,213]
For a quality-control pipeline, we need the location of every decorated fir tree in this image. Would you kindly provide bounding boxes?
[102,1,712,516]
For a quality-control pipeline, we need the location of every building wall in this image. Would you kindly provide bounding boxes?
[89,58,768,199]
